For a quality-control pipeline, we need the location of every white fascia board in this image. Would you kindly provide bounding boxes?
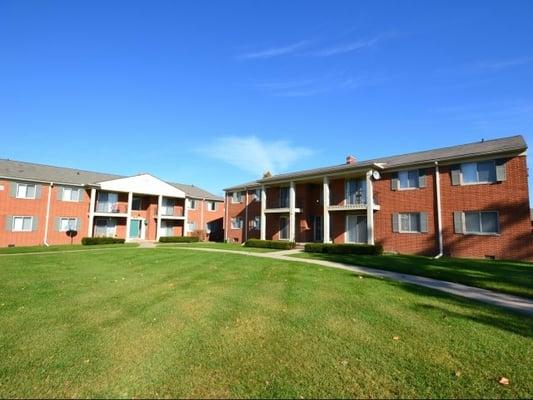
[97,174,186,198]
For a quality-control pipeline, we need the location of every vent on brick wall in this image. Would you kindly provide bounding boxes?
[485,255,496,260]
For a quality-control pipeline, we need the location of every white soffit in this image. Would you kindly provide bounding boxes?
[97,174,186,197]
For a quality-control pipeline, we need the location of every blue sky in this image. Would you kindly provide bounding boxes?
[1,1,532,197]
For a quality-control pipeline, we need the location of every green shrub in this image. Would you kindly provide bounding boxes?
[304,243,326,253]
[81,237,125,245]
[245,239,296,250]
[304,243,383,255]
[159,236,200,243]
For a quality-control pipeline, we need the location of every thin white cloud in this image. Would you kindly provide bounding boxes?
[310,35,384,57]
[477,57,533,70]
[239,41,310,60]
[197,136,313,175]
[256,74,379,97]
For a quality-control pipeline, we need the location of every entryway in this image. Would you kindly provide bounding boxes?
[129,218,145,240]
[346,215,367,244]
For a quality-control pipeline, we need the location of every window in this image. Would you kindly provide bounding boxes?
[161,220,174,237]
[62,187,80,202]
[346,215,367,243]
[12,216,33,232]
[464,211,499,234]
[16,183,36,199]
[132,196,142,211]
[461,161,496,184]
[162,198,175,215]
[206,201,217,211]
[399,213,421,233]
[398,170,419,189]
[345,179,366,205]
[187,221,196,232]
[250,216,261,230]
[252,189,261,201]
[279,187,289,208]
[59,217,78,232]
[231,217,243,229]
[231,192,243,203]
[94,218,116,237]
[96,192,118,212]
[188,199,197,209]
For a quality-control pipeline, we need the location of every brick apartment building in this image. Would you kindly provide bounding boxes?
[224,135,532,260]
[0,160,224,247]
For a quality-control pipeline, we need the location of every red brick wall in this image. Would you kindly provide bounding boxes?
[225,191,247,242]
[373,169,438,255]
[439,156,532,260]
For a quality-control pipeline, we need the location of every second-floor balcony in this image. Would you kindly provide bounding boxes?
[158,205,185,219]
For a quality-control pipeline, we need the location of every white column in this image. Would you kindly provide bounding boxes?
[125,191,133,241]
[244,190,249,242]
[184,198,189,237]
[366,171,375,245]
[260,185,266,240]
[223,193,228,242]
[289,181,296,242]
[323,177,330,243]
[156,195,163,241]
[88,188,96,237]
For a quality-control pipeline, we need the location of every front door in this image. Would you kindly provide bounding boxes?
[346,215,367,244]
[279,216,289,240]
[129,219,142,239]
[313,216,323,242]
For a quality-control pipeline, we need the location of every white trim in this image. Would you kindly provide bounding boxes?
[260,185,266,240]
[156,195,162,241]
[397,212,422,233]
[463,210,500,235]
[344,214,367,244]
[323,176,331,243]
[365,170,374,245]
[58,217,78,232]
[459,160,497,185]
[88,188,96,237]
[289,181,296,241]
[244,191,249,242]
[12,216,33,232]
[15,182,36,199]
[125,192,133,242]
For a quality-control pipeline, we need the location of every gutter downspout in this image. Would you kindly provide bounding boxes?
[244,188,249,242]
[434,162,443,258]
[224,192,229,242]
[43,182,54,246]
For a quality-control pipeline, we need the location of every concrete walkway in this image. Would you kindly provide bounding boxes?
[161,246,533,316]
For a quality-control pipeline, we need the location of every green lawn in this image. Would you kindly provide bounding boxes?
[292,252,533,300]
[0,249,531,398]
[0,243,139,254]
[157,241,278,252]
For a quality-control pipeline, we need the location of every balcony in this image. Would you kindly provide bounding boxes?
[94,203,128,217]
[328,192,380,211]
[157,206,185,220]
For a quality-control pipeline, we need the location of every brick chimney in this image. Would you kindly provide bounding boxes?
[346,155,357,164]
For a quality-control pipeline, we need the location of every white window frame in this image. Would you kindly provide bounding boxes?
[59,217,78,232]
[460,160,496,185]
[231,217,243,230]
[62,187,80,202]
[252,189,261,201]
[231,192,243,204]
[250,216,260,231]
[279,187,290,208]
[187,221,197,232]
[161,220,174,237]
[463,211,500,235]
[398,212,422,233]
[12,216,33,232]
[279,216,289,240]
[206,201,217,212]
[188,199,197,210]
[398,169,419,190]
[16,183,36,199]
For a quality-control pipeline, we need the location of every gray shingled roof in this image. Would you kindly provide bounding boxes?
[0,159,222,201]
[224,135,527,190]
